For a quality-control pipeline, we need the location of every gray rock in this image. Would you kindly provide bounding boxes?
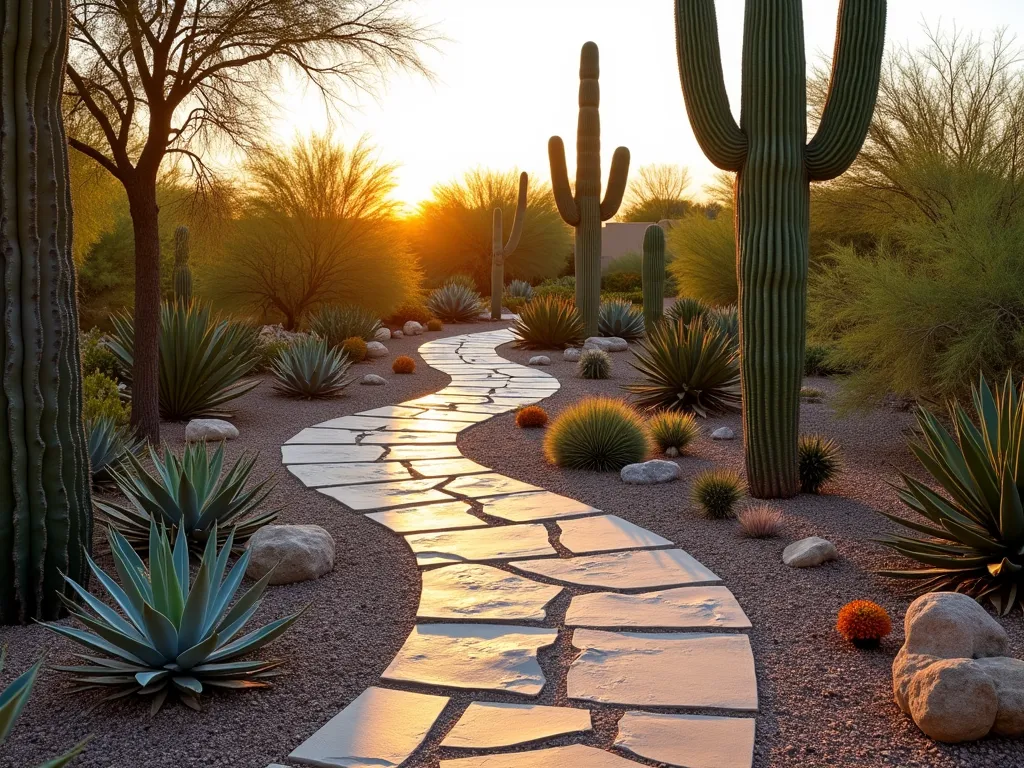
[664,446,680,458]
[365,341,389,359]
[620,460,681,485]
[403,321,424,337]
[374,327,392,342]
[902,591,1008,660]
[907,658,998,743]
[528,356,551,366]
[781,536,838,568]
[563,348,581,362]
[584,336,628,352]
[361,374,387,386]
[393,330,404,339]
[185,418,238,443]
[711,427,735,440]
[246,524,335,585]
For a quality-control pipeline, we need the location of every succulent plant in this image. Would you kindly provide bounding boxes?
[272,336,354,399]
[691,469,745,519]
[511,295,585,350]
[340,336,368,363]
[516,406,549,428]
[666,296,710,327]
[173,225,193,304]
[598,299,645,340]
[86,417,142,487]
[491,174,529,319]
[836,600,892,647]
[427,283,484,323]
[393,355,416,374]
[706,304,739,347]
[507,279,534,300]
[544,397,650,471]
[578,348,611,380]
[427,318,444,332]
[736,504,784,539]
[309,304,383,347]
[798,435,841,494]
[648,411,700,454]
[42,522,304,713]
[97,441,278,553]
[625,319,741,417]
[642,225,666,327]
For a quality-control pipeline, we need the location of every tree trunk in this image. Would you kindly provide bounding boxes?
[128,184,162,442]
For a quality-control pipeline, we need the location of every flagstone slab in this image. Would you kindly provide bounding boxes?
[444,473,543,499]
[359,405,426,418]
[318,415,468,433]
[442,386,502,395]
[567,629,758,711]
[282,444,385,464]
[289,686,448,768]
[440,702,591,749]
[365,501,485,534]
[511,549,720,590]
[406,524,556,566]
[480,492,601,523]
[382,624,557,695]
[447,403,517,415]
[285,428,361,445]
[418,564,562,621]
[383,444,464,461]
[557,515,673,554]
[439,744,640,767]
[407,394,491,406]
[614,711,755,768]
[490,397,546,407]
[287,461,412,488]
[360,431,458,445]
[415,409,491,423]
[410,458,491,478]
[565,586,751,630]
[319,478,452,511]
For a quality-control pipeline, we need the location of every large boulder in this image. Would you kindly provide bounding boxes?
[621,459,681,485]
[781,536,838,568]
[246,525,335,586]
[584,336,628,352]
[365,341,389,359]
[907,658,999,743]
[185,418,238,443]
[901,591,1008,659]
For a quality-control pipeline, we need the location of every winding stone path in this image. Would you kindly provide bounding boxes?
[275,328,757,768]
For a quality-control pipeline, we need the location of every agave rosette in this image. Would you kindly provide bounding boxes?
[598,299,645,340]
[511,295,585,349]
[272,336,353,399]
[426,283,483,323]
[86,416,142,486]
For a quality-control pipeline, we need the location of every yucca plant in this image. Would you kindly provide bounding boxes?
[625,319,741,417]
[512,295,585,350]
[427,283,483,323]
[42,523,304,713]
[272,336,354,399]
[544,397,650,471]
[578,348,611,380]
[507,279,534,300]
[799,435,841,494]
[86,416,142,486]
[598,299,645,340]
[308,304,382,347]
[108,301,260,421]
[97,442,278,553]
[666,296,710,326]
[649,411,700,454]
[878,375,1024,615]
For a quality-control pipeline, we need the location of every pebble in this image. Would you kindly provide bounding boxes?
[361,374,386,386]
[528,356,551,366]
[711,427,735,440]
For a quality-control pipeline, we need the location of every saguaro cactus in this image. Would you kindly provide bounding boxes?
[675,0,885,498]
[0,0,93,622]
[173,225,193,304]
[550,41,630,337]
[642,225,666,327]
[491,173,529,320]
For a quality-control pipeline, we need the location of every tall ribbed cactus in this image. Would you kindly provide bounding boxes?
[549,41,630,337]
[491,173,529,320]
[173,225,193,304]
[675,0,885,498]
[642,225,666,327]
[0,0,93,622]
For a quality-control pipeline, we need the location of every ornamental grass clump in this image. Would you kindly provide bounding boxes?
[666,296,710,326]
[798,435,842,493]
[340,336,368,363]
[516,406,549,428]
[578,348,611,380]
[308,304,382,346]
[427,283,483,323]
[511,295,585,350]
[393,355,416,374]
[598,299,645,340]
[427,318,444,332]
[691,469,745,519]
[836,600,892,647]
[544,397,650,471]
[648,411,700,455]
[272,336,354,399]
[736,504,784,539]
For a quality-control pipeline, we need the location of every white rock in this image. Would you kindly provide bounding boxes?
[907,658,998,743]
[366,341,389,359]
[246,524,335,585]
[563,348,581,362]
[361,374,387,385]
[565,585,751,630]
[901,591,1009,660]
[584,336,628,352]
[403,320,424,336]
[374,327,392,342]
[185,418,238,443]
[782,536,839,567]
[711,426,735,440]
[664,446,680,458]
[393,330,404,338]
[528,355,551,366]
[621,459,681,484]
[405,523,557,567]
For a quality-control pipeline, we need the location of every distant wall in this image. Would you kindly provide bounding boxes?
[600,221,679,270]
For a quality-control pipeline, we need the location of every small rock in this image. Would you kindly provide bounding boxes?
[620,459,681,485]
[361,374,386,386]
[529,355,551,366]
[664,446,680,458]
[782,536,838,568]
[907,658,999,743]
[365,341,389,359]
[393,330,404,338]
[403,321,424,337]
[563,348,581,362]
[185,418,238,443]
[584,336,628,352]
[711,427,735,440]
[246,525,335,585]
[374,327,391,342]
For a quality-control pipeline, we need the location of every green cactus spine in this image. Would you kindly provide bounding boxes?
[491,173,529,320]
[642,225,666,326]
[0,0,93,622]
[549,41,630,337]
[173,225,193,304]
[675,0,885,498]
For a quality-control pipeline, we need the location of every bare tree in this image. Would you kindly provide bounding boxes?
[65,0,435,440]
[620,163,694,222]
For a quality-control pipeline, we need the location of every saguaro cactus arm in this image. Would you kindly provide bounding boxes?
[805,0,887,181]
[600,147,631,221]
[504,172,529,255]
[674,0,748,172]
[548,137,580,225]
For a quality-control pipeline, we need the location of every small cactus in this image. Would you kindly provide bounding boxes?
[648,411,700,454]
[516,405,549,428]
[836,600,892,647]
[578,348,611,379]
[642,225,666,326]
[173,225,193,304]
[392,356,416,374]
[491,173,529,320]
[427,318,444,332]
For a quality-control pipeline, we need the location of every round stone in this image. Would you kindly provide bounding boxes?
[374,327,391,342]
[393,330,404,338]
[711,427,735,440]
[246,524,336,585]
[366,341,389,359]
[907,658,998,743]
[529,356,551,366]
[185,418,238,443]
[563,348,581,362]
[361,374,387,386]
[620,460,682,485]
[782,536,838,568]
[403,321,424,336]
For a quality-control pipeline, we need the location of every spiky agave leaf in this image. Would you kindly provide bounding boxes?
[666,296,710,326]
[877,374,1024,615]
[506,279,534,300]
[272,336,354,399]
[598,299,645,340]
[512,296,585,350]
[308,304,382,347]
[97,442,278,553]
[624,319,740,417]
[86,416,142,486]
[42,523,304,713]
[706,304,739,346]
[426,283,483,323]
[543,397,651,471]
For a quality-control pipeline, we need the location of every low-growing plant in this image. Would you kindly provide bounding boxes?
[80,327,121,380]
[706,305,739,346]
[598,299,645,340]
[691,469,745,519]
[648,411,700,454]
[804,344,847,377]
[601,271,642,293]
[533,276,576,302]
[444,272,478,291]
[836,600,892,647]
[544,397,650,471]
[83,371,130,426]
[512,295,585,350]
[798,435,841,494]
[666,296,711,326]
[507,279,534,300]
[254,338,291,373]
[387,302,433,327]
[503,297,529,314]
[86,416,141,486]
[393,355,416,374]
[736,504,784,538]
[800,386,824,400]
[272,337,354,399]
[427,318,444,332]
[578,348,611,380]
[601,290,644,306]
[341,336,368,363]
[427,283,483,323]
[42,523,304,713]
[516,405,549,428]
[309,304,382,346]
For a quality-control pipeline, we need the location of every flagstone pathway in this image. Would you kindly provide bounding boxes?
[271,328,758,768]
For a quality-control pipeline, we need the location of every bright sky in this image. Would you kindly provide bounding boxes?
[269,0,1024,211]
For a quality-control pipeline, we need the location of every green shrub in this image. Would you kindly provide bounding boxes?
[534,276,576,302]
[444,273,478,291]
[512,295,585,349]
[667,209,738,307]
[80,327,121,380]
[601,290,644,306]
[86,416,141,486]
[666,296,711,326]
[427,318,444,331]
[504,297,529,314]
[625,320,741,417]
[42,522,303,712]
[602,272,642,292]
[507,279,534,299]
[309,304,382,347]
[427,283,483,323]
[598,300,645,340]
[798,435,841,493]
[691,469,745,519]
[386,302,434,327]
[648,411,700,454]
[341,336,368,363]
[83,371,130,425]
[804,344,847,377]
[272,336,354,399]
[254,338,291,373]
[544,397,651,471]
[578,348,611,379]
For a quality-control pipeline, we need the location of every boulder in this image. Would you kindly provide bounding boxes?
[620,459,681,485]
[528,355,551,366]
[361,374,386,386]
[246,525,335,586]
[374,327,391,342]
[185,418,238,443]
[781,536,838,568]
[403,321,424,337]
[711,427,735,440]
[907,658,998,743]
[365,341,389,359]
[563,348,581,362]
[976,657,1024,737]
[584,336,628,352]
[902,591,1008,660]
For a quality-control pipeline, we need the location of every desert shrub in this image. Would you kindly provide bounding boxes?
[836,600,892,647]
[598,300,645,339]
[309,304,382,347]
[602,290,644,306]
[667,208,737,307]
[427,318,444,332]
[86,416,141,486]
[691,469,745,519]
[801,386,824,401]
[512,296,585,349]
[804,344,847,377]
[80,327,121,380]
[444,273,478,291]
[393,355,416,374]
[272,336,354,399]
[83,371,129,425]
[427,283,483,322]
[254,338,291,373]
[534,276,576,302]
[503,297,528,314]
[544,397,650,471]
[387,302,433,326]
[578,348,611,380]
[798,435,841,494]
[516,405,548,428]
[602,271,642,292]
[625,319,741,417]
[736,504,784,538]
[666,296,711,326]
[507,279,534,299]
[341,336,368,363]
[648,411,700,454]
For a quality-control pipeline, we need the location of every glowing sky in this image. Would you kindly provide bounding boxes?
[268,0,1024,210]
